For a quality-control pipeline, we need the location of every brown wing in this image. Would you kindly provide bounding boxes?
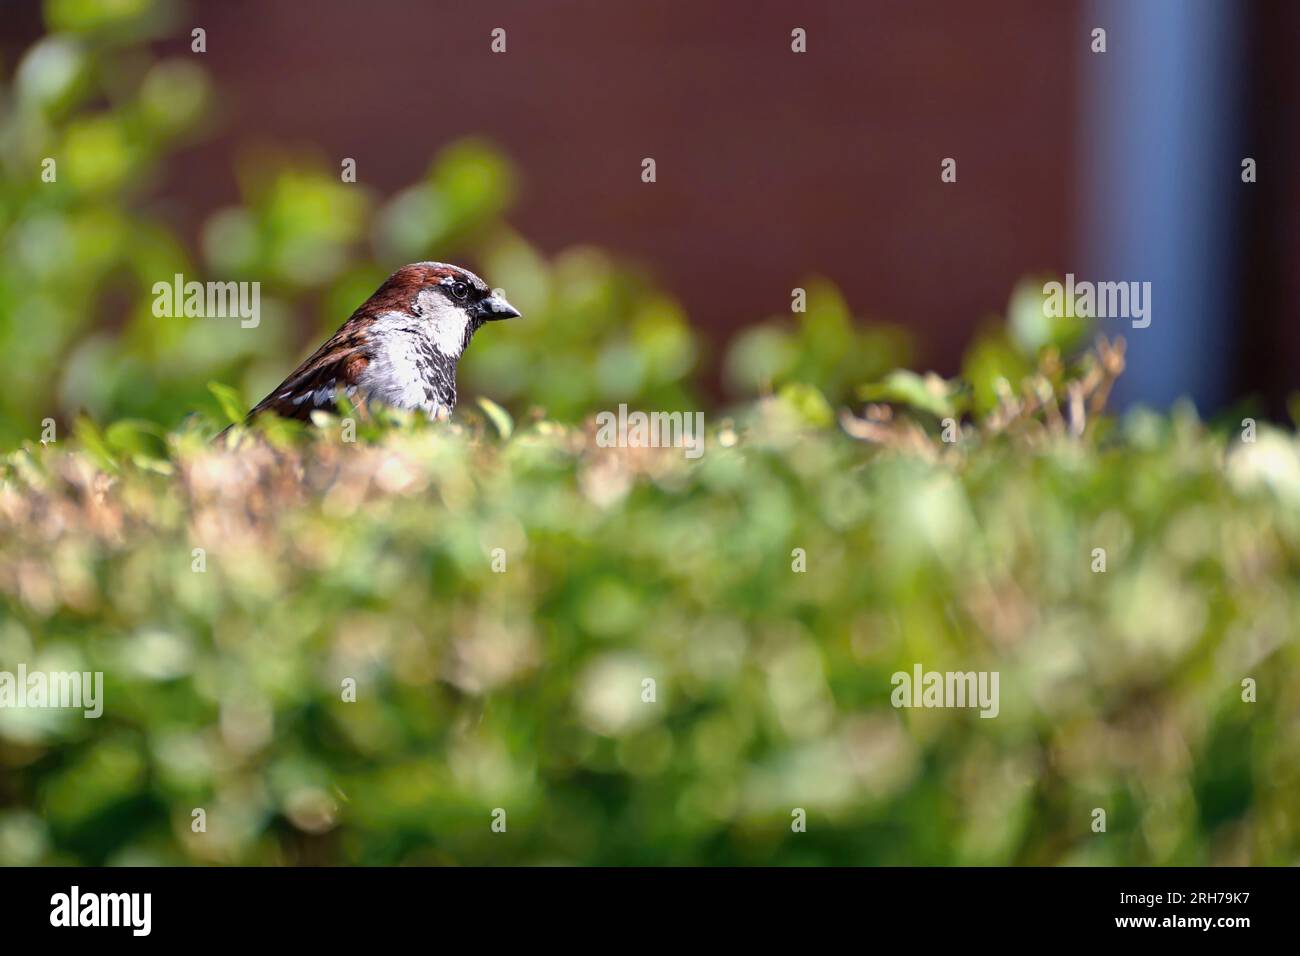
[247,326,372,423]
[216,264,437,439]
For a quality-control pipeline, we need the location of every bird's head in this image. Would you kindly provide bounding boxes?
[370,261,521,358]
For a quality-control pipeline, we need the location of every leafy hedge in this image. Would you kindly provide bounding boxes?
[1,391,1297,865]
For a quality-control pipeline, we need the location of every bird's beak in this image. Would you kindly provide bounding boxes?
[478,293,521,321]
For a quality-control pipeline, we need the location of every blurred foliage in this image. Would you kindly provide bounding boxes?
[1,0,1297,868]
[1,399,1298,865]
[724,278,911,407]
[0,0,709,448]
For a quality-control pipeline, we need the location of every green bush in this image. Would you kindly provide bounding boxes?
[1,393,1297,865]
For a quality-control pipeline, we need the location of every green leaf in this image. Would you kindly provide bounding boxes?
[1010,277,1089,357]
[430,138,514,230]
[104,418,166,460]
[723,325,796,395]
[45,0,154,33]
[72,416,117,471]
[208,382,246,426]
[962,333,1032,419]
[333,392,360,422]
[858,370,964,419]
[776,382,835,427]
[477,396,514,439]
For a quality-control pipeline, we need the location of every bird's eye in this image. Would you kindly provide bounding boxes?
[451,281,469,300]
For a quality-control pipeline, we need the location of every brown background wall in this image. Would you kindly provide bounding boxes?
[148,0,1080,376]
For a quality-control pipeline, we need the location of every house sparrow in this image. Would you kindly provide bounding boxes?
[235,262,519,429]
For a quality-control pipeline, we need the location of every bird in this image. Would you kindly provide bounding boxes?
[228,262,520,432]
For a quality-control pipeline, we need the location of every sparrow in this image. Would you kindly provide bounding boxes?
[234,262,520,429]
